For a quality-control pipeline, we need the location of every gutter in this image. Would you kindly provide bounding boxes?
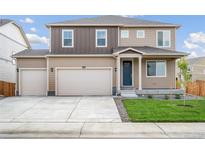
[46,24,181,29]
[13,54,115,58]
[13,53,188,59]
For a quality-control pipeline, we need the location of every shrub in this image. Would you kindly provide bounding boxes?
[175,94,181,99]
[147,95,153,99]
[164,95,169,100]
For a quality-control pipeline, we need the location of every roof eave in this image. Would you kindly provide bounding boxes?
[12,22,31,49]
[143,53,188,58]
[46,24,180,28]
[12,55,46,58]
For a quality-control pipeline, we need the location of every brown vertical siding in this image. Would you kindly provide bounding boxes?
[119,27,176,50]
[51,26,118,54]
[48,57,116,91]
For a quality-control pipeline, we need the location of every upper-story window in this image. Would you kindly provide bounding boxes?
[121,30,129,38]
[62,29,74,48]
[136,30,145,38]
[157,30,171,48]
[96,29,107,47]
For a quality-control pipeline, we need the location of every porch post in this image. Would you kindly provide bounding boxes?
[138,56,142,90]
[117,56,121,94]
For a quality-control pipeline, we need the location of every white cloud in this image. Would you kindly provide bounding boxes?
[20,17,34,24]
[30,27,37,33]
[120,15,143,18]
[189,51,198,58]
[189,32,205,43]
[183,32,205,58]
[26,33,48,45]
[183,40,199,49]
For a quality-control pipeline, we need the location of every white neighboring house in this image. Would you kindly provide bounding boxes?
[0,19,30,83]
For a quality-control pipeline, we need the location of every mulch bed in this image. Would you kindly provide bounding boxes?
[114,98,130,122]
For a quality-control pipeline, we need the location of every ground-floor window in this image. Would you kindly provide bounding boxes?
[146,60,166,77]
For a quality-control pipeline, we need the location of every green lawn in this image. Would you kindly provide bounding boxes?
[123,99,205,122]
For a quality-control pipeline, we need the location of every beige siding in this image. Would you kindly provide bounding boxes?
[17,58,46,68]
[191,64,205,81]
[141,58,176,89]
[48,57,116,91]
[189,58,205,81]
[121,58,176,89]
[192,74,205,81]
[16,57,176,94]
[16,58,47,93]
[119,27,176,50]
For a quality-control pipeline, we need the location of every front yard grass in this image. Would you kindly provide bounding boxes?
[123,99,205,122]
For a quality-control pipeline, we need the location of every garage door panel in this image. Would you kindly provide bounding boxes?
[57,69,112,96]
[21,69,47,96]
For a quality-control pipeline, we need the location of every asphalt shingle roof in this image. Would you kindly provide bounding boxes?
[13,46,188,57]
[47,15,180,27]
[113,46,188,56]
[0,19,13,27]
[13,49,49,57]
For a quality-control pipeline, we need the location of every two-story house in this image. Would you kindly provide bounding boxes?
[0,19,30,84]
[13,16,187,96]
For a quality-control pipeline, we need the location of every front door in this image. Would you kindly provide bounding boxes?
[123,61,132,86]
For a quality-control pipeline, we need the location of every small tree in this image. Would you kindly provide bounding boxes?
[177,58,191,105]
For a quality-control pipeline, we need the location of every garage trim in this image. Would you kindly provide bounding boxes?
[19,68,47,96]
[55,67,113,96]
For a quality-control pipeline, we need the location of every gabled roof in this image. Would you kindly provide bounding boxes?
[113,46,188,57]
[0,18,31,48]
[0,19,13,27]
[46,15,180,28]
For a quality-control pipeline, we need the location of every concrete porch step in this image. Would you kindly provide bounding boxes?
[120,90,138,98]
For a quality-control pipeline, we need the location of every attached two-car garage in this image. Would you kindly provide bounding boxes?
[19,67,112,96]
[56,68,112,96]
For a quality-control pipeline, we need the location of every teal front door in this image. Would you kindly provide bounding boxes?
[123,61,132,86]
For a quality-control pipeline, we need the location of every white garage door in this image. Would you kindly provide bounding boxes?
[20,69,47,96]
[56,68,112,96]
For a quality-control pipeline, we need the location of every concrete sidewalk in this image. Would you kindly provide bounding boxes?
[1,122,205,138]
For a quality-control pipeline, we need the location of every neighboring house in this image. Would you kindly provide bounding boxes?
[187,57,205,81]
[13,15,187,96]
[0,19,30,84]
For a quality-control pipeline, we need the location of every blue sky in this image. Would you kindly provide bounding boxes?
[1,15,205,58]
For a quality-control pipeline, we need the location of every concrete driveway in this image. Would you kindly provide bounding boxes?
[0,97,121,122]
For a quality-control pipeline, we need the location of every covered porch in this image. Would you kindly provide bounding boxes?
[113,46,187,96]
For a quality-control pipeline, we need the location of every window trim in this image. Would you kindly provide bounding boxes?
[120,30,129,38]
[156,30,171,48]
[62,29,74,48]
[96,29,107,48]
[136,30,145,38]
[146,60,167,78]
